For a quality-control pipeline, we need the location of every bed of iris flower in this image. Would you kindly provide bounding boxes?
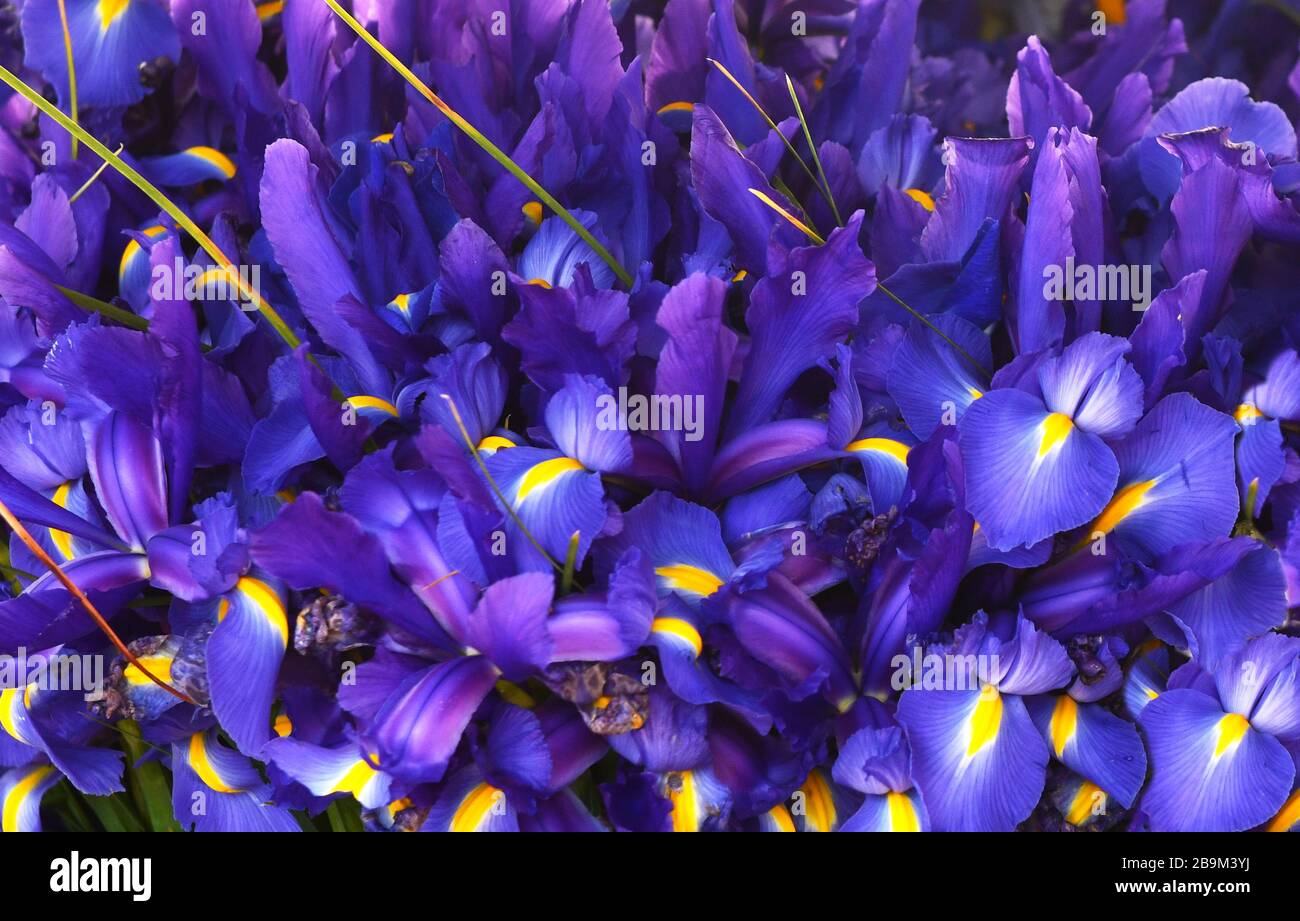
[0,0,1298,834]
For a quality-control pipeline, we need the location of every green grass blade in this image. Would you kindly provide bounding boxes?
[0,64,303,352]
[56,0,78,159]
[707,58,838,218]
[120,719,182,832]
[875,282,991,381]
[748,188,824,244]
[55,284,150,331]
[323,0,633,288]
[784,74,842,226]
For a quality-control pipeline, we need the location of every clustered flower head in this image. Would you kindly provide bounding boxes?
[0,0,1297,834]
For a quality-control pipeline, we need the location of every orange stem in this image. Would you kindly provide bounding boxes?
[0,499,195,705]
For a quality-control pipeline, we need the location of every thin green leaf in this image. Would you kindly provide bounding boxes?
[54,284,149,331]
[784,74,842,226]
[0,64,303,352]
[82,793,146,832]
[55,0,78,159]
[120,719,182,832]
[323,0,633,288]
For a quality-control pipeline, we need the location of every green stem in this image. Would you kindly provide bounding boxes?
[876,282,991,381]
[784,74,842,226]
[324,0,633,288]
[55,0,77,159]
[0,64,303,353]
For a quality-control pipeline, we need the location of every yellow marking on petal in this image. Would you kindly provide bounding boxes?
[654,565,723,599]
[1067,781,1105,826]
[669,771,698,832]
[185,146,236,179]
[650,616,704,656]
[495,679,536,710]
[1235,403,1263,424]
[370,132,394,144]
[345,395,400,417]
[97,0,129,31]
[1090,479,1158,536]
[845,437,911,465]
[521,201,544,225]
[903,188,935,211]
[476,435,516,454]
[124,654,173,686]
[256,0,284,19]
[118,225,166,279]
[451,782,502,832]
[273,713,293,737]
[525,277,553,289]
[233,576,289,647]
[188,733,243,794]
[1266,789,1300,832]
[332,756,380,798]
[0,688,24,741]
[388,292,411,315]
[514,456,584,505]
[766,804,796,832]
[2,765,55,832]
[966,684,1002,757]
[1213,712,1250,759]
[730,269,748,283]
[1037,413,1074,458]
[800,769,836,832]
[968,386,984,399]
[48,481,75,560]
[1144,686,1158,700]
[887,791,920,832]
[655,101,695,116]
[1049,694,1078,758]
[1098,0,1127,25]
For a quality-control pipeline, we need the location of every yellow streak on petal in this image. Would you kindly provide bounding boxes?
[1067,781,1105,825]
[332,756,380,798]
[0,688,24,741]
[514,456,584,505]
[188,733,244,794]
[256,1,285,20]
[1037,412,1074,458]
[1213,712,1250,759]
[650,616,704,656]
[345,395,400,418]
[1090,479,1158,535]
[845,437,911,465]
[118,224,167,279]
[655,101,695,115]
[526,278,553,289]
[522,201,544,225]
[273,713,293,737]
[766,803,796,832]
[1235,403,1263,424]
[887,791,920,832]
[2,764,55,832]
[966,684,1003,758]
[669,771,698,832]
[185,146,236,179]
[450,782,503,832]
[97,0,129,31]
[799,769,836,832]
[903,188,935,211]
[654,565,723,599]
[476,435,516,454]
[371,132,394,143]
[234,576,289,647]
[1049,694,1078,758]
[48,481,75,560]
[1266,789,1300,832]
